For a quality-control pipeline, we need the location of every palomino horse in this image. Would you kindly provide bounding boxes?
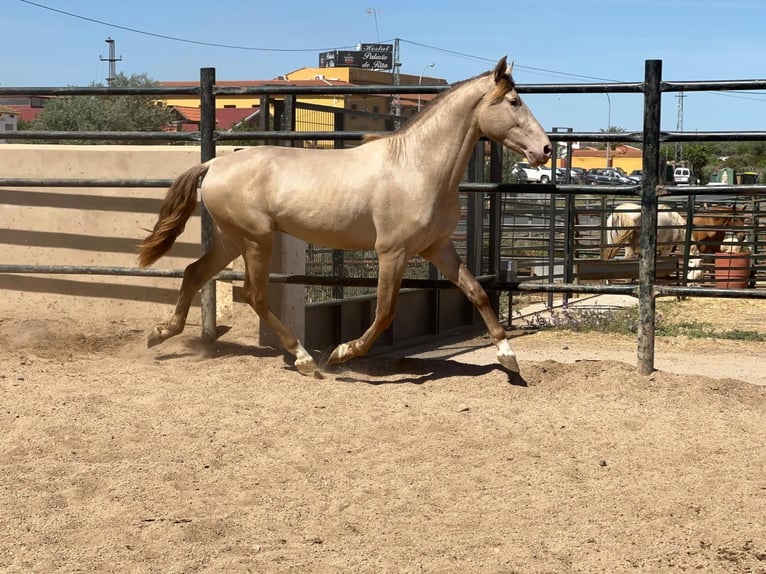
[602,202,703,280]
[138,57,551,375]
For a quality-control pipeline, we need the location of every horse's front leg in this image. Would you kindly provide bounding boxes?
[328,250,407,365]
[421,239,519,373]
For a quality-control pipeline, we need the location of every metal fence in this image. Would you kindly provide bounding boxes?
[2,60,766,374]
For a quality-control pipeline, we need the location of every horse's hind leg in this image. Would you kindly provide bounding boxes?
[421,239,520,373]
[149,235,240,347]
[241,236,319,377]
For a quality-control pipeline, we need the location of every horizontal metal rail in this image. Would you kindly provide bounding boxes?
[1,78,762,98]
[4,178,763,198]
[2,262,763,300]
[0,178,174,188]
[6,128,764,144]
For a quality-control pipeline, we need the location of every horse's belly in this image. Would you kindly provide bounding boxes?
[275,217,377,250]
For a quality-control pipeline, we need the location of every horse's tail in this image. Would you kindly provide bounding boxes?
[138,162,212,268]
[603,212,637,259]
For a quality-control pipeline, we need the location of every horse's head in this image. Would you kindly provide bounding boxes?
[476,57,551,167]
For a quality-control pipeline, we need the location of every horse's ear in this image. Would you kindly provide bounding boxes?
[493,56,509,84]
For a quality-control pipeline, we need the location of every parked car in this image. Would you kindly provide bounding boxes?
[583,168,637,185]
[628,169,643,182]
[511,161,564,183]
[552,167,580,183]
[673,166,694,184]
[570,167,587,183]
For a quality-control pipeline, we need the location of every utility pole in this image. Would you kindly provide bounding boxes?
[674,91,686,164]
[390,38,401,128]
[100,37,122,86]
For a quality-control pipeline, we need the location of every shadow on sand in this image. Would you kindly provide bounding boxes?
[323,356,528,387]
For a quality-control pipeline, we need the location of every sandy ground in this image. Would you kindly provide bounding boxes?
[1,295,765,573]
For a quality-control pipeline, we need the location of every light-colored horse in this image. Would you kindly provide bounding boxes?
[138,57,551,375]
[603,202,703,280]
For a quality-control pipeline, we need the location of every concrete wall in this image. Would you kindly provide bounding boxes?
[0,144,241,326]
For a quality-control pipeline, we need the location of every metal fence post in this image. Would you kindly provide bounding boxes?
[200,67,217,342]
[466,143,485,276]
[487,142,502,313]
[554,127,575,308]
[638,59,662,375]
[332,110,345,300]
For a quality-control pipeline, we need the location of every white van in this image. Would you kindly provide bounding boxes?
[673,166,693,184]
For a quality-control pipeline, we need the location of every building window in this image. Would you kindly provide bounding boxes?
[223,105,236,109]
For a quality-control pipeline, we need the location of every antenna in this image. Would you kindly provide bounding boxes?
[99,37,122,86]
[366,8,381,41]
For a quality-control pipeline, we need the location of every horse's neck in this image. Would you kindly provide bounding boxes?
[394,78,485,191]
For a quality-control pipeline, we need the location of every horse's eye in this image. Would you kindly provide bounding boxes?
[509,97,521,108]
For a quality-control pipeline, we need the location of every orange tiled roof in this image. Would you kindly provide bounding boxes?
[170,105,260,130]
[172,105,201,122]
[573,144,643,157]
[160,78,350,88]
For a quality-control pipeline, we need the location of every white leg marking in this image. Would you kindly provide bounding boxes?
[496,338,520,373]
[293,341,320,377]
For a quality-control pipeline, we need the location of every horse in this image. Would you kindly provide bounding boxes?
[602,202,703,280]
[690,205,747,254]
[137,57,552,376]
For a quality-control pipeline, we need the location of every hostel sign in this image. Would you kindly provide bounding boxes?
[319,43,393,71]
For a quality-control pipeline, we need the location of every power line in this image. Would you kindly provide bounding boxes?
[17,0,626,83]
[397,39,623,83]
[19,0,358,52]
[18,0,766,97]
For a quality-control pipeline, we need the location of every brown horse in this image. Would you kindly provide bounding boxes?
[137,57,551,376]
[691,205,747,254]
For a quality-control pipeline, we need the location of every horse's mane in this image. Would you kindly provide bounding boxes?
[361,70,494,145]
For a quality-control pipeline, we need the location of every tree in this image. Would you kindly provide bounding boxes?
[681,143,712,177]
[28,72,173,137]
[600,126,627,167]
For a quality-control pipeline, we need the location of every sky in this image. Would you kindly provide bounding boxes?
[3,0,766,134]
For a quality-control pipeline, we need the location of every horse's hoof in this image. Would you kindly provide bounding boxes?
[147,327,164,348]
[328,343,351,365]
[295,357,322,378]
[497,352,520,373]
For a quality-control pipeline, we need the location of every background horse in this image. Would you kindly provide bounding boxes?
[691,205,747,254]
[603,202,703,280]
[137,57,551,376]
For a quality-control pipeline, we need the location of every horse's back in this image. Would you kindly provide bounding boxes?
[198,145,391,250]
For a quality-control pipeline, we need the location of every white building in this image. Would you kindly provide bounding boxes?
[0,105,19,143]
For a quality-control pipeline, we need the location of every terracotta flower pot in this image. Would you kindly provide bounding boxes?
[714,252,751,289]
